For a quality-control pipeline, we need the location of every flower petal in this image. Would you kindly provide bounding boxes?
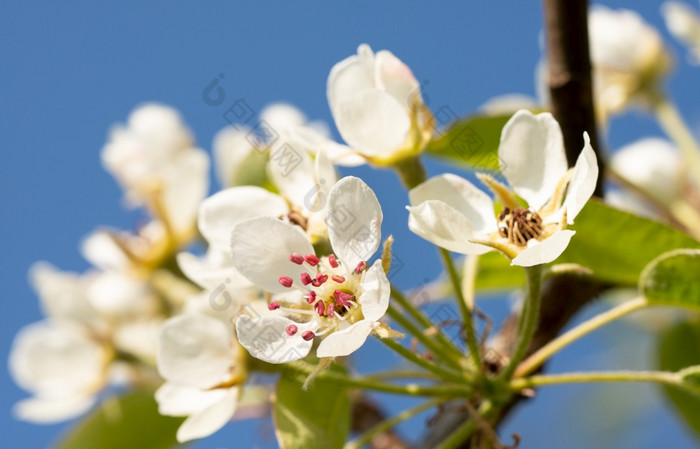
[499,110,568,210]
[157,314,232,389]
[13,394,96,424]
[327,177,382,268]
[176,387,239,443]
[374,49,420,111]
[161,149,210,235]
[511,230,576,267]
[176,250,251,291]
[80,230,130,271]
[409,174,497,233]
[407,201,493,255]
[268,139,316,208]
[212,127,257,187]
[156,382,229,417]
[235,315,313,364]
[562,132,599,223]
[199,186,288,249]
[316,320,374,358]
[327,44,375,114]
[231,217,314,293]
[29,262,96,324]
[359,260,390,322]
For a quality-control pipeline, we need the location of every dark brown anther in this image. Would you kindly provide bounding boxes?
[497,207,543,246]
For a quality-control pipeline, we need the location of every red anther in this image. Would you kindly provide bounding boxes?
[315,300,325,316]
[311,273,328,287]
[304,291,316,304]
[332,275,345,283]
[300,272,312,285]
[328,254,339,268]
[278,276,293,288]
[268,302,281,310]
[355,261,367,274]
[289,252,304,265]
[302,331,315,341]
[334,290,351,307]
[304,254,320,266]
[285,324,298,336]
[326,303,335,317]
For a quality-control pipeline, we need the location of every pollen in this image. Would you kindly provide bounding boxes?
[498,207,543,246]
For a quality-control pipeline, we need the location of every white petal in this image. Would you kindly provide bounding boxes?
[156,382,229,416]
[327,177,383,268]
[260,103,307,135]
[176,387,239,443]
[157,314,232,389]
[358,260,390,322]
[407,201,493,255]
[374,49,420,110]
[13,395,96,424]
[176,251,251,291]
[499,110,568,210]
[409,174,497,233]
[161,149,210,235]
[231,217,315,293]
[511,230,576,267]
[268,138,316,207]
[198,186,288,249]
[212,126,257,187]
[80,230,130,271]
[9,321,105,395]
[29,262,96,324]
[333,89,411,157]
[235,315,313,364]
[562,133,599,223]
[327,44,376,114]
[316,320,374,358]
[113,319,160,361]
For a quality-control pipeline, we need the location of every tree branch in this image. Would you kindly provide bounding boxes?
[352,393,411,449]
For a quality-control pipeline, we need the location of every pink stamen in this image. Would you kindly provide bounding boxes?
[304,291,316,304]
[355,261,367,274]
[289,252,304,265]
[328,254,339,268]
[334,289,353,307]
[311,273,328,287]
[315,300,325,316]
[304,254,320,266]
[278,276,293,288]
[302,331,315,341]
[332,275,345,283]
[268,302,281,310]
[300,273,312,286]
[286,324,298,335]
[326,303,335,318]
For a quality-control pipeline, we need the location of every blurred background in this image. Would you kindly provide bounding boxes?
[1,1,699,447]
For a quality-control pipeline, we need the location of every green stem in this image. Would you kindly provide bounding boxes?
[515,296,648,377]
[284,362,472,397]
[511,370,681,391]
[366,370,441,381]
[393,155,427,189]
[651,92,700,186]
[344,398,446,449]
[386,304,463,368]
[390,285,465,361]
[499,265,542,381]
[433,401,496,449]
[439,248,482,369]
[379,336,467,384]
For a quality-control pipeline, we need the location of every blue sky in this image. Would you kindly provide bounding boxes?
[1,1,699,448]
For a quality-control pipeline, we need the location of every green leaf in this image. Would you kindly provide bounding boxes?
[658,320,700,439]
[426,114,511,172]
[56,389,184,449]
[274,364,351,449]
[475,251,524,291]
[640,249,700,309]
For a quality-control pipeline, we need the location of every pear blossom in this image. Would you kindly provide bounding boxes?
[588,7,671,117]
[407,110,598,267]
[327,44,434,165]
[101,103,209,243]
[156,310,249,442]
[662,1,700,65]
[232,177,390,363]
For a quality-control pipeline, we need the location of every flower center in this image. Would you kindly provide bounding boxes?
[498,207,543,246]
[271,252,368,341]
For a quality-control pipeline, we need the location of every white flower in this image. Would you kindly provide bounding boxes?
[407,110,598,267]
[662,1,700,65]
[9,321,109,423]
[101,103,209,241]
[232,177,389,363]
[156,312,246,442]
[327,44,433,165]
[588,6,671,116]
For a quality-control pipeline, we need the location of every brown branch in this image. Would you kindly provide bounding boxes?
[420,0,607,447]
[352,393,411,449]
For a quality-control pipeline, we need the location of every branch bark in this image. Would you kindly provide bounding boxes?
[352,393,411,449]
[420,0,606,446]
